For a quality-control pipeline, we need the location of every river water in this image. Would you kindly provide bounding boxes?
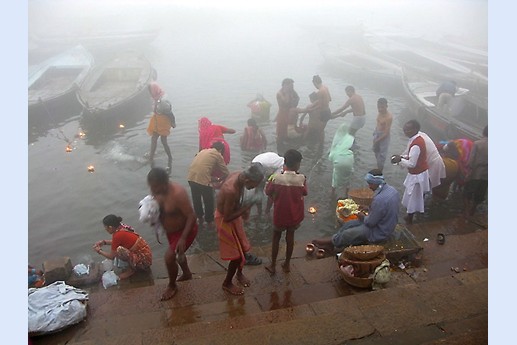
[28,2,487,268]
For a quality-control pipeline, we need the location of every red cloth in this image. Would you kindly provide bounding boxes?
[165,223,198,251]
[111,229,139,252]
[265,171,308,228]
[240,126,266,152]
[408,136,429,175]
[198,117,231,164]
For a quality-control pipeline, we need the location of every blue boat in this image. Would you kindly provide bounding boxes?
[28,45,94,125]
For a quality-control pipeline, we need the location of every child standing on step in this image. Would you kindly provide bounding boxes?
[265,149,307,274]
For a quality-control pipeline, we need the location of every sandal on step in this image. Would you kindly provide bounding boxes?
[244,252,262,265]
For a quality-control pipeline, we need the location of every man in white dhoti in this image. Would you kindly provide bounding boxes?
[391,120,431,224]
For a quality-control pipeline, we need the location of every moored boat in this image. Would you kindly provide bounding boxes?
[28,45,94,125]
[77,51,155,136]
[319,42,403,88]
[364,30,488,96]
[402,72,487,142]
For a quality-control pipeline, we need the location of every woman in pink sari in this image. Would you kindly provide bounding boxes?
[198,117,236,165]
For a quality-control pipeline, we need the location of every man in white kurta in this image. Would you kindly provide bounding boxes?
[402,131,446,189]
[392,120,431,224]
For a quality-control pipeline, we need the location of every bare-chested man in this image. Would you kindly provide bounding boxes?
[299,75,332,152]
[215,163,264,295]
[373,98,393,171]
[147,167,198,301]
[331,85,366,136]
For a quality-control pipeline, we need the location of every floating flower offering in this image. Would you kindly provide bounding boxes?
[87,165,95,173]
[78,131,86,139]
[308,207,317,214]
[119,124,125,129]
[65,145,72,153]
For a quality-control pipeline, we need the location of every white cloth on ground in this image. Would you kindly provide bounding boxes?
[28,281,88,334]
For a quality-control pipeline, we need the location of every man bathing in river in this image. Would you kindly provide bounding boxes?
[147,167,198,301]
[215,163,265,295]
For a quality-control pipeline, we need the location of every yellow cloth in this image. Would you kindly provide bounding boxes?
[147,113,172,136]
[432,157,459,200]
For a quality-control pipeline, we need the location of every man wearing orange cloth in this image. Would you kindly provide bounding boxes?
[215,163,265,295]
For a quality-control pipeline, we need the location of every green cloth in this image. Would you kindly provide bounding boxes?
[329,123,355,188]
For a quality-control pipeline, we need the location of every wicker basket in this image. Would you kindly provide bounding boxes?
[339,253,386,276]
[338,264,373,289]
[348,188,374,207]
[343,244,384,261]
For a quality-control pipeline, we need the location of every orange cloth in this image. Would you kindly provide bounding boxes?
[215,210,250,267]
[147,113,172,137]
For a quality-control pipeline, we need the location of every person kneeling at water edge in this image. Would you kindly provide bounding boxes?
[311,169,399,253]
[93,214,152,279]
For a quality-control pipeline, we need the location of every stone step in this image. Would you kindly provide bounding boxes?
[30,220,488,345]
[144,269,486,345]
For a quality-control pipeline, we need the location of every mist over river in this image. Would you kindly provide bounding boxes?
[28,0,487,267]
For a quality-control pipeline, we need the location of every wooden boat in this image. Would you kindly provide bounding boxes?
[28,45,94,124]
[77,51,155,135]
[319,42,403,87]
[364,31,488,96]
[402,72,487,142]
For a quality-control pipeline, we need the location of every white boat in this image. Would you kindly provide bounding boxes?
[402,71,487,142]
[28,45,94,120]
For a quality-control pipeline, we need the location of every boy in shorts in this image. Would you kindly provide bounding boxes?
[265,149,307,274]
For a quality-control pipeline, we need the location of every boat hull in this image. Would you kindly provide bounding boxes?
[402,76,487,142]
[77,52,155,139]
[28,45,94,141]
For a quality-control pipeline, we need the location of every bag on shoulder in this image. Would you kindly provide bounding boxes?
[156,99,176,128]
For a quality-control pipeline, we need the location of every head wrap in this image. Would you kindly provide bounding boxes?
[365,172,385,185]
[148,82,165,101]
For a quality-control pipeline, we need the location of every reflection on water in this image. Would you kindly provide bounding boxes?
[28,3,483,269]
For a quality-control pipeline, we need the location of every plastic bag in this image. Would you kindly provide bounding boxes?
[101,270,119,289]
[28,281,88,334]
[371,259,391,290]
[73,264,90,276]
[101,259,113,272]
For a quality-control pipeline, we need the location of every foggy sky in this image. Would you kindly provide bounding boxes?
[29,0,487,51]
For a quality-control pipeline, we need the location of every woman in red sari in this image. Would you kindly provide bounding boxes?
[198,117,236,165]
[93,214,152,279]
